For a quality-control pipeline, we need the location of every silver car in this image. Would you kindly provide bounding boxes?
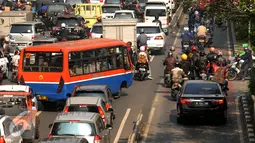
[49,112,112,143]
[38,137,89,143]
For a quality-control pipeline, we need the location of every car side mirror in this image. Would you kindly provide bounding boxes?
[107,108,113,112]
[48,123,53,128]
[106,124,112,130]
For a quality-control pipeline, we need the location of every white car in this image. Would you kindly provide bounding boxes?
[90,23,102,39]
[113,10,136,19]
[136,22,166,51]
[102,4,121,19]
[0,115,23,143]
[89,0,105,5]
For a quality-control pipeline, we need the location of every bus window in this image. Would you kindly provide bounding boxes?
[69,52,84,76]
[23,52,63,72]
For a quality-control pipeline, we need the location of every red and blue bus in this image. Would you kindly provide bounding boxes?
[18,38,133,105]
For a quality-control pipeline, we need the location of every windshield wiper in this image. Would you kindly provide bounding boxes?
[20,33,23,36]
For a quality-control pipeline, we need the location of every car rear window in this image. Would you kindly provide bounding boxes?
[92,25,102,34]
[10,24,33,33]
[102,6,120,13]
[47,5,66,14]
[114,13,133,19]
[51,122,96,136]
[137,26,160,34]
[146,9,166,16]
[0,96,28,116]
[105,0,121,4]
[183,83,221,95]
[74,90,106,100]
[56,18,80,27]
[65,0,86,5]
[68,105,99,113]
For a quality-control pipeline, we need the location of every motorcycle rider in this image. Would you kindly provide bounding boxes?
[180,27,193,53]
[240,44,252,80]
[171,62,185,87]
[180,54,191,75]
[217,50,227,66]
[137,29,148,48]
[188,46,200,79]
[206,47,218,79]
[152,15,162,29]
[126,41,134,66]
[163,51,176,79]
[10,50,20,81]
[213,64,230,93]
[137,46,153,80]
[199,51,207,71]
[197,22,207,47]
[59,23,69,41]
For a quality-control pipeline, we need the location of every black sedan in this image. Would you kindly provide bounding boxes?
[176,80,228,124]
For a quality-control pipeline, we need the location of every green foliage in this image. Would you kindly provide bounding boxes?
[249,67,255,95]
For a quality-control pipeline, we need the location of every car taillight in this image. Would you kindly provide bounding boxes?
[53,26,60,30]
[89,32,92,38]
[48,134,52,138]
[100,0,103,2]
[106,103,110,109]
[0,136,5,143]
[20,75,25,85]
[212,99,224,105]
[32,35,35,40]
[98,106,105,119]
[65,10,69,14]
[63,106,69,112]
[87,0,90,2]
[94,135,101,143]
[56,76,64,93]
[155,36,163,40]
[180,98,192,105]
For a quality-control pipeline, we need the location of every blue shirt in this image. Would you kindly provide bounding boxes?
[39,5,47,12]
[180,32,193,39]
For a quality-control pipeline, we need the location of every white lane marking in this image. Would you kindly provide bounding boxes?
[141,107,155,143]
[113,108,131,143]
[36,111,42,116]
[236,97,244,143]
[150,55,155,62]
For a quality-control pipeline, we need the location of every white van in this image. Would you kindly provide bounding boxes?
[144,4,169,34]
[148,0,175,11]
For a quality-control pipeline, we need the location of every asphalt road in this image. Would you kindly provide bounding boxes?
[1,14,248,143]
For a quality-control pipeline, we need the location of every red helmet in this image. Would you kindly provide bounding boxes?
[191,46,197,51]
[209,47,215,53]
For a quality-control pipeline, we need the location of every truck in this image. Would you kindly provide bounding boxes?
[0,11,33,42]
[102,19,137,50]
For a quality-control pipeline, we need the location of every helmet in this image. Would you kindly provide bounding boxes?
[191,46,197,51]
[4,36,9,42]
[97,17,102,22]
[168,51,173,57]
[217,50,223,56]
[200,51,205,56]
[183,27,189,31]
[170,46,175,51]
[140,29,144,34]
[127,41,132,46]
[140,46,146,52]
[181,54,188,60]
[242,43,249,48]
[175,62,181,67]
[61,23,66,28]
[195,11,199,15]
[209,47,215,53]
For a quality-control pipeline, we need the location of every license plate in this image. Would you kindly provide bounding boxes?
[199,39,204,42]
[183,45,189,48]
[196,102,208,106]
[139,68,146,71]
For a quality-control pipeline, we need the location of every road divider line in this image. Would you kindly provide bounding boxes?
[113,108,131,143]
[141,107,155,143]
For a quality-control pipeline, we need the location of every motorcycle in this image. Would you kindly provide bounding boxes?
[182,41,190,53]
[197,35,206,51]
[134,63,149,81]
[171,75,188,100]
[200,69,207,80]
[10,65,18,82]
[164,71,171,88]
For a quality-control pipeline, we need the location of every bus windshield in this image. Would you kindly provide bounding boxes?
[23,52,63,72]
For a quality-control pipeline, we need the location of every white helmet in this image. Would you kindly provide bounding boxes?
[61,23,66,28]
[184,27,189,31]
[195,11,199,15]
[140,46,146,52]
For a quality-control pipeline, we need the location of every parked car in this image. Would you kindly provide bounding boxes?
[89,22,102,38]
[136,22,166,51]
[113,10,136,19]
[0,115,23,143]
[38,137,89,143]
[48,112,112,143]
[63,96,115,126]
[71,85,115,110]
[176,80,228,124]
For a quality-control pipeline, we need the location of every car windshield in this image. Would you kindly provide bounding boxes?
[139,0,148,3]
[105,0,121,4]
[92,25,102,34]
[67,105,99,113]
[10,25,33,33]
[65,0,86,5]
[47,5,66,14]
[184,83,221,95]
[102,6,120,13]
[137,26,160,34]
[56,18,80,27]
[51,122,96,136]
[33,41,55,46]
[146,9,166,16]
[74,90,106,99]
[114,13,133,19]
[0,96,28,116]
[23,52,63,72]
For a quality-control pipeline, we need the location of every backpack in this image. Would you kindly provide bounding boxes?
[138,54,147,64]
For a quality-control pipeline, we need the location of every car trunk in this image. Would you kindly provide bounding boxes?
[10,24,34,43]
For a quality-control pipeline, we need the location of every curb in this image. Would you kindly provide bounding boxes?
[239,95,255,142]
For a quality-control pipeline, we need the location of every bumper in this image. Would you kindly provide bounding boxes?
[179,108,226,117]
[147,41,165,50]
